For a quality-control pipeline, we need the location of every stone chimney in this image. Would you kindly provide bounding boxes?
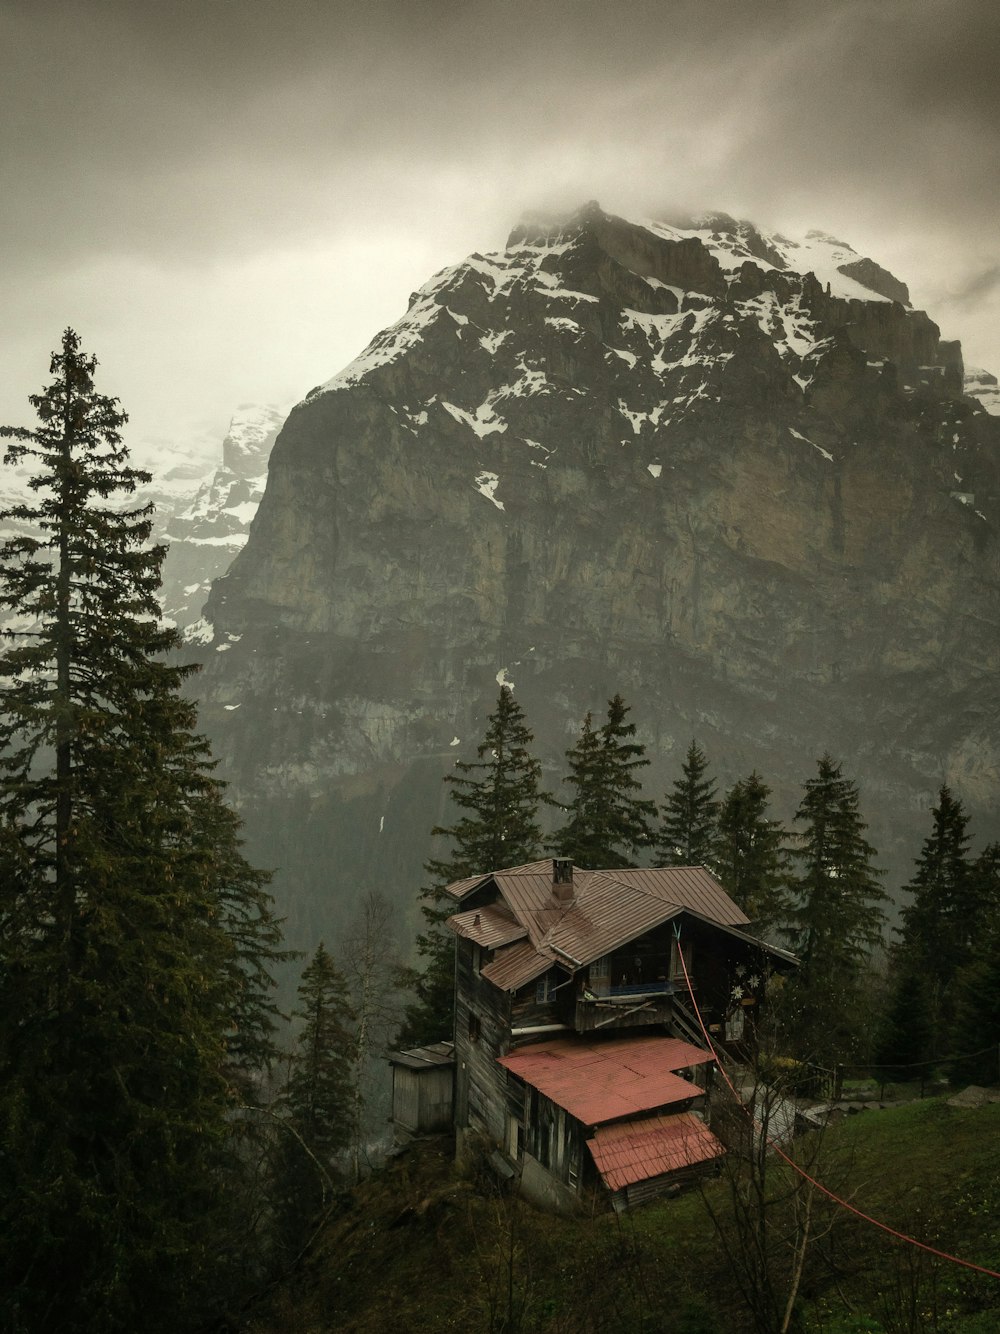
[552,858,574,905]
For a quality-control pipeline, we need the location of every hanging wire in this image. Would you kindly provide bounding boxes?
[672,923,1000,1281]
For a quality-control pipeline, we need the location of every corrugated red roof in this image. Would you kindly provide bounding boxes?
[448,903,527,949]
[587,1112,725,1190]
[497,1034,710,1125]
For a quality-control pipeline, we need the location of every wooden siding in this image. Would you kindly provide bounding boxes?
[510,965,575,1031]
[520,1087,585,1192]
[392,1065,454,1134]
[454,936,512,1144]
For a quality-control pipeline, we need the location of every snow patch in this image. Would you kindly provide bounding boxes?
[184,617,215,645]
[496,666,515,690]
[479,329,511,354]
[442,400,508,437]
[789,426,834,462]
[474,472,505,510]
[642,217,893,303]
[648,462,663,478]
[450,736,461,747]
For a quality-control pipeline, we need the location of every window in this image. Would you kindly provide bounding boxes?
[590,954,611,997]
[669,937,694,983]
[468,1011,481,1042]
[535,972,554,1004]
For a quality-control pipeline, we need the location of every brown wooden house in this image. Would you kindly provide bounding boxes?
[445,857,795,1211]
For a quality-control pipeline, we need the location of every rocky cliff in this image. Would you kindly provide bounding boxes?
[160,403,285,633]
[190,204,1000,951]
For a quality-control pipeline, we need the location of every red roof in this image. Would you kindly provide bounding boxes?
[587,1112,725,1190]
[497,1034,711,1125]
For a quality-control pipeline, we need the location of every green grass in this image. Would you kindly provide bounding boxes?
[247,1098,1000,1333]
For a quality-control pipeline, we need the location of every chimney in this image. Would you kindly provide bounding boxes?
[552,858,574,905]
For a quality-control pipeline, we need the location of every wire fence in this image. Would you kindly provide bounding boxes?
[810,1045,1000,1101]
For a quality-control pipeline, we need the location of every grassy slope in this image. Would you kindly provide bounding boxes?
[248,1097,1000,1333]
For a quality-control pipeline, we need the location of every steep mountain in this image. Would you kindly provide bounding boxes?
[86,209,1000,949]
[161,403,285,633]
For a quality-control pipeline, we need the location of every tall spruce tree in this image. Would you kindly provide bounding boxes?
[0,331,284,1333]
[397,686,548,1046]
[551,693,657,868]
[272,943,356,1257]
[892,786,976,1053]
[714,771,791,935]
[785,754,887,1061]
[951,892,1000,1085]
[656,740,720,867]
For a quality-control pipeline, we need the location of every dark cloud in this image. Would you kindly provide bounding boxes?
[2,0,999,453]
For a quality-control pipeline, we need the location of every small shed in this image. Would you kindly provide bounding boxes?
[388,1041,455,1136]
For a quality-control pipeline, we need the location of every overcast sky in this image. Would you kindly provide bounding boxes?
[3,0,999,469]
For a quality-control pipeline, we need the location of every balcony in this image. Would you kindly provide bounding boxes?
[574,979,691,1033]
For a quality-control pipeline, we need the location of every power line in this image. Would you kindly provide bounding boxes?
[673,924,1000,1282]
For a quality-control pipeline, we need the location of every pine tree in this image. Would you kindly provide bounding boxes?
[874,967,935,1076]
[785,754,887,1062]
[286,944,356,1161]
[551,693,657,868]
[656,740,720,867]
[397,686,549,1046]
[0,331,284,1332]
[714,771,791,935]
[951,901,1000,1085]
[893,786,976,1052]
[272,943,356,1259]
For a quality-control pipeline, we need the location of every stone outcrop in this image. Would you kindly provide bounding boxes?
[186,204,1000,953]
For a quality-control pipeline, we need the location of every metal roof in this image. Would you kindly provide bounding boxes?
[614,867,750,927]
[442,872,491,901]
[544,872,679,967]
[387,1041,455,1070]
[448,903,528,949]
[587,1112,725,1190]
[445,860,792,994]
[497,1034,710,1125]
[480,939,553,992]
[443,859,554,901]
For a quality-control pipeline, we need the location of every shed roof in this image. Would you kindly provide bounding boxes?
[387,1041,455,1071]
[497,1034,711,1126]
[587,1112,725,1190]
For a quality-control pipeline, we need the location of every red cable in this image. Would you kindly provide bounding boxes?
[673,927,1000,1281]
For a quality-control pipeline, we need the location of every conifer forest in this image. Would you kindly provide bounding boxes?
[2,335,998,1332]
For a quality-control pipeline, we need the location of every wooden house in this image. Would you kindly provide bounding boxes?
[445,858,795,1211]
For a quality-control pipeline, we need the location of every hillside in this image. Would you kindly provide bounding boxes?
[247,1095,1000,1333]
